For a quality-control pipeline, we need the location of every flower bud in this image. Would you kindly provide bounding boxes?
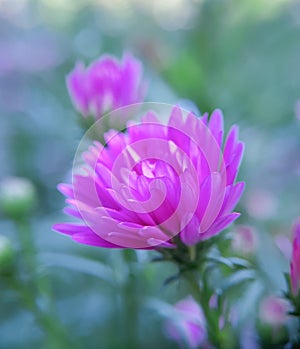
[0,177,37,220]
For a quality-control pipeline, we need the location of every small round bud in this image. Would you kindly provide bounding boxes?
[0,177,37,220]
[0,235,13,274]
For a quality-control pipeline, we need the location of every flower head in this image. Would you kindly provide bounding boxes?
[290,219,300,296]
[164,296,206,349]
[67,53,146,120]
[53,106,244,249]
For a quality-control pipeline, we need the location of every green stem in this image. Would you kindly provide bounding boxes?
[122,249,139,349]
[183,271,220,348]
[183,270,235,349]
[15,219,75,349]
[189,245,196,262]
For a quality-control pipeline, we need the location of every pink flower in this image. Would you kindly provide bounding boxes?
[259,296,288,327]
[164,296,206,348]
[290,219,300,295]
[67,53,146,119]
[53,106,244,249]
[245,189,277,220]
[232,225,257,254]
[275,233,292,260]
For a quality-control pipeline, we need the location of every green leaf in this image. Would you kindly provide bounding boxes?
[206,255,250,270]
[38,252,114,285]
[222,269,256,291]
[162,273,180,287]
[146,298,181,319]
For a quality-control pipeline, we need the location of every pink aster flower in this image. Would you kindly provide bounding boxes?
[67,53,146,119]
[164,296,206,349]
[290,219,300,296]
[53,106,244,249]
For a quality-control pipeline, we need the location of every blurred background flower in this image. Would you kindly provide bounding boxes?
[67,53,146,121]
[231,225,257,255]
[259,295,289,328]
[164,296,207,348]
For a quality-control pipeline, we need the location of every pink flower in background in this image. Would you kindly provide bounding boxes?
[67,53,146,119]
[164,296,206,348]
[245,189,277,220]
[290,219,300,295]
[53,106,244,249]
[259,296,288,327]
[275,233,292,261]
[232,225,257,254]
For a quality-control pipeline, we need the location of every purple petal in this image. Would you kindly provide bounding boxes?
[200,212,240,241]
[209,109,224,148]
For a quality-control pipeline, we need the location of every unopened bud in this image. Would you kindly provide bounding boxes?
[0,177,36,220]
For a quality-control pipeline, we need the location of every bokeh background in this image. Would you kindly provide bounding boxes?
[1,0,300,348]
